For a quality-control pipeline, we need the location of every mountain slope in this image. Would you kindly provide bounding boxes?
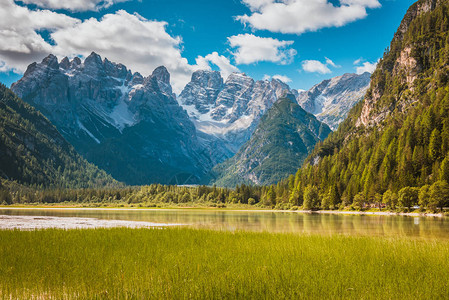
[296,72,371,130]
[209,94,331,186]
[288,0,449,206]
[11,53,213,185]
[0,84,117,188]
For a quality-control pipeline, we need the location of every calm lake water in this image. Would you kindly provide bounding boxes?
[1,208,449,239]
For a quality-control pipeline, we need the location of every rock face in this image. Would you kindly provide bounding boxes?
[0,84,117,188]
[296,72,371,130]
[208,94,332,187]
[12,53,213,185]
[356,0,443,128]
[179,71,290,154]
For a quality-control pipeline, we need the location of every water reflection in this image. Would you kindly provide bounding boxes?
[1,208,448,239]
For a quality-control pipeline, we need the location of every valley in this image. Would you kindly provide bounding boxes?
[0,0,448,298]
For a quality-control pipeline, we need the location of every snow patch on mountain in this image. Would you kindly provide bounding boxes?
[77,119,100,144]
[296,72,371,130]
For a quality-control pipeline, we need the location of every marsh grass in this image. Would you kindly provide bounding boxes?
[0,228,448,299]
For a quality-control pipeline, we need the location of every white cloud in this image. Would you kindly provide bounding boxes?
[237,0,381,35]
[301,57,339,74]
[17,0,130,12]
[302,60,331,74]
[0,1,208,93]
[0,0,79,73]
[195,52,240,80]
[355,61,377,74]
[353,58,363,65]
[228,34,296,65]
[264,74,292,83]
[325,57,340,68]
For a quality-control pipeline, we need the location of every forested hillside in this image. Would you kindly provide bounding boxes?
[0,84,118,191]
[209,94,331,186]
[281,0,449,210]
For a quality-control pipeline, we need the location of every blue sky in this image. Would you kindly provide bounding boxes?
[0,0,415,92]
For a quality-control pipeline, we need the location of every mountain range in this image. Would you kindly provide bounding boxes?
[8,51,370,186]
[11,53,214,185]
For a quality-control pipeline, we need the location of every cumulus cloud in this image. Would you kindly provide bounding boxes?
[228,34,296,65]
[237,0,381,35]
[301,59,338,74]
[263,74,292,83]
[355,61,377,74]
[195,52,240,80]
[0,0,79,73]
[0,0,207,93]
[17,0,130,12]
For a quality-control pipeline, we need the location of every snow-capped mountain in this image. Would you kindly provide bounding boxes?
[11,52,370,186]
[11,53,213,185]
[179,70,290,153]
[296,72,371,130]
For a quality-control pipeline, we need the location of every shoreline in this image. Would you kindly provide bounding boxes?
[0,206,444,218]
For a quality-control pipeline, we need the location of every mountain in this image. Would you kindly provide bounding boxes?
[296,72,371,131]
[286,0,449,207]
[179,71,290,154]
[11,53,213,185]
[208,94,332,186]
[0,84,117,188]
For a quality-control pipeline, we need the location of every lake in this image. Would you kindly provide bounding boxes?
[1,208,448,239]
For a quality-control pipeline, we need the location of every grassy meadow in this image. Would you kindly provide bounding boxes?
[0,228,449,299]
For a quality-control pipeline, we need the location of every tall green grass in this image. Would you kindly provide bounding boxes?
[0,228,448,299]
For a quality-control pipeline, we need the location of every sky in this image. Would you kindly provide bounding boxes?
[0,0,416,93]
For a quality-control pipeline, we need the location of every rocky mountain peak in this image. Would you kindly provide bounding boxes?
[152,66,170,85]
[191,70,223,87]
[225,72,253,85]
[71,57,81,67]
[41,54,59,69]
[151,66,172,97]
[84,52,103,66]
[59,57,70,70]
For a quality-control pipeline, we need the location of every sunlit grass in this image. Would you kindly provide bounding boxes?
[0,228,448,299]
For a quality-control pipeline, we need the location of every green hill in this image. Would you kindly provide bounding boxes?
[209,94,331,187]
